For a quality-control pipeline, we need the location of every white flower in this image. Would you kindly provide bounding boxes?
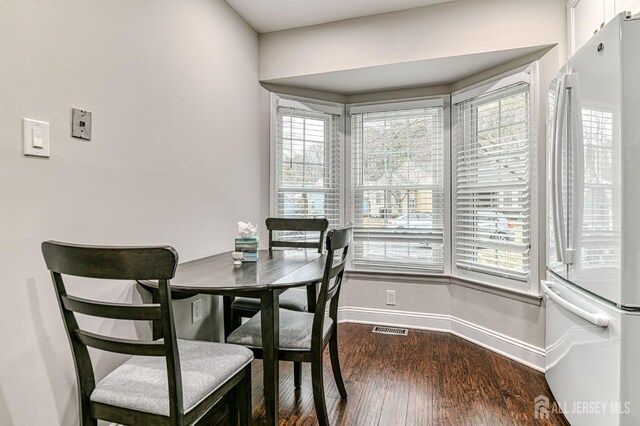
[237,221,257,238]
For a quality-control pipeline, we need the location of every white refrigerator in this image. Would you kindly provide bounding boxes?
[544,13,640,426]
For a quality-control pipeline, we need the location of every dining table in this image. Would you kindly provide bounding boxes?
[138,249,326,426]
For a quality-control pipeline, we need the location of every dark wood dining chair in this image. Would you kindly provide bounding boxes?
[230,217,329,388]
[227,227,351,426]
[42,241,253,426]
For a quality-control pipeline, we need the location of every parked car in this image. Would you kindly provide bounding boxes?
[386,213,433,229]
[476,211,514,240]
[385,211,514,240]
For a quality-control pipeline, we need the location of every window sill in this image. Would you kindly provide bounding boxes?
[344,269,543,306]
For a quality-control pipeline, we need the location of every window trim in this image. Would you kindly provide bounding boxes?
[345,95,452,275]
[450,63,539,294]
[269,92,346,223]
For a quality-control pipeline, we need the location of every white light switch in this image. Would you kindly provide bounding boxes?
[23,118,50,158]
[32,127,44,148]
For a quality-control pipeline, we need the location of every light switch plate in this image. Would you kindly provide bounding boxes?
[71,108,92,140]
[23,118,50,158]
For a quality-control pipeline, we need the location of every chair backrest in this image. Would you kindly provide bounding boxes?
[312,227,351,348]
[41,241,184,423]
[265,218,329,253]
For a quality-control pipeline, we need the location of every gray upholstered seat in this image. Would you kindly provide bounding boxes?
[90,339,253,417]
[232,288,308,312]
[227,309,333,351]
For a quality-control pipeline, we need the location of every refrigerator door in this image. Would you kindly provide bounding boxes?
[546,66,569,280]
[566,15,623,305]
[544,272,622,426]
[619,15,640,308]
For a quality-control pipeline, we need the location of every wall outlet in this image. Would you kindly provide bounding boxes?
[191,299,203,323]
[385,290,396,306]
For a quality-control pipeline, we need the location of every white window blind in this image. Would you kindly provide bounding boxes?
[453,82,531,281]
[351,104,445,271]
[274,103,342,237]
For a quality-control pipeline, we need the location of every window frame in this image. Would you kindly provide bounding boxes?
[451,64,539,293]
[345,95,452,275]
[269,93,346,227]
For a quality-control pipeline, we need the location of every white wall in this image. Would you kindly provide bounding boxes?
[259,0,567,80]
[0,0,267,424]
[340,275,546,369]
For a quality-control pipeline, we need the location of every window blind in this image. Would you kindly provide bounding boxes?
[351,105,445,271]
[453,82,531,281]
[275,105,342,242]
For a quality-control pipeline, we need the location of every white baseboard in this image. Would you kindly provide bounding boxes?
[338,306,545,372]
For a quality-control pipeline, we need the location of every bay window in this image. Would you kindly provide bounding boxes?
[270,65,537,293]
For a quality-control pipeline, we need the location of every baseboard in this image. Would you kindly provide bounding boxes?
[337,306,545,372]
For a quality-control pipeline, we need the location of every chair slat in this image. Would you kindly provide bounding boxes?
[328,259,347,279]
[266,218,329,232]
[270,241,319,250]
[42,241,178,280]
[326,281,341,301]
[76,330,165,356]
[62,295,162,321]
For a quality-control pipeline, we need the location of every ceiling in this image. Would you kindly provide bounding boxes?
[261,45,550,95]
[225,0,457,33]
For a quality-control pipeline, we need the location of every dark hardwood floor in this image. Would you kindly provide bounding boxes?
[207,323,569,425]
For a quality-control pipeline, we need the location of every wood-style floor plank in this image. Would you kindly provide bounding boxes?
[207,323,569,425]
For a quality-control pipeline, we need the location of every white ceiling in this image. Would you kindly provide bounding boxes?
[225,0,457,33]
[262,45,550,95]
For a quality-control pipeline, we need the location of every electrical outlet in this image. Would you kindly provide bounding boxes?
[385,290,396,306]
[191,299,203,323]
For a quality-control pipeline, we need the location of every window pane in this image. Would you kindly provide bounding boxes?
[275,103,342,243]
[351,106,445,271]
[453,82,531,282]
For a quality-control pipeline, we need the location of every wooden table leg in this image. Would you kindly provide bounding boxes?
[306,282,318,313]
[261,290,280,426]
[223,295,234,340]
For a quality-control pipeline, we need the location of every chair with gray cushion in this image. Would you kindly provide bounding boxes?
[230,217,329,388]
[228,227,351,426]
[42,241,253,426]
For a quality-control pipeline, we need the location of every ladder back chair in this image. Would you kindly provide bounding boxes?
[227,227,351,426]
[42,241,253,426]
[229,217,329,388]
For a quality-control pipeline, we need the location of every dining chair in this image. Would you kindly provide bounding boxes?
[227,227,351,426]
[230,217,329,388]
[42,241,253,426]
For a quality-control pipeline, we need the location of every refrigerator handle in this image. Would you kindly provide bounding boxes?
[566,73,584,264]
[551,75,568,263]
[541,280,610,327]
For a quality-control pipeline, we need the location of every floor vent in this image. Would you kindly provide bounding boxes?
[372,326,408,336]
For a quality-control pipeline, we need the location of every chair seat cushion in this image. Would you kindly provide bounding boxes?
[232,288,308,312]
[227,309,333,351]
[90,339,253,417]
